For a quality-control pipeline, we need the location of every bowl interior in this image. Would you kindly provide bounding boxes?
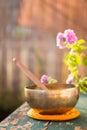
[25,83,76,91]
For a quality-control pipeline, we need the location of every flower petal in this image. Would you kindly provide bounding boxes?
[64,29,77,44]
[66,74,74,84]
[40,75,48,83]
[56,32,66,49]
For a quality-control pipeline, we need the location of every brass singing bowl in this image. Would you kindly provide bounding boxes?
[25,83,80,114]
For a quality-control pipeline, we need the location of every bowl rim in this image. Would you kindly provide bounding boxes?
[24,83,79,92]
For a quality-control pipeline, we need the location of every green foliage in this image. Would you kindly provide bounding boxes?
[65,39,87,94]
[78,78,87,94]
[48,78,58,84]
[82,56,87,66]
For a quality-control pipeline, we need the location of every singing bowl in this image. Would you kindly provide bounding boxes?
[25,83,80,114]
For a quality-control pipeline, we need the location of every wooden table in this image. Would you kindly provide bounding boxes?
[0,94,87,130]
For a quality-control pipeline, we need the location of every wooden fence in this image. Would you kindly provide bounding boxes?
[18,0,87,40]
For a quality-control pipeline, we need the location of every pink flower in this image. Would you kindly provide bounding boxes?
[66,74,74,84]
[56,32,66,49]
[64,29,77,44]
[40,75,48,84]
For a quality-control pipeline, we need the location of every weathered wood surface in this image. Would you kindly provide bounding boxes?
[0,95,87,130]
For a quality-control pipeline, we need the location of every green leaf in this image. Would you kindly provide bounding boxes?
[78,77,87,94]
[80,46,87,50]
[48,78,58,84]
[82,57,87,66]
[77,39,86,44]
[80,87,87,94]
[76,55,81,65]
[72,45,82,53]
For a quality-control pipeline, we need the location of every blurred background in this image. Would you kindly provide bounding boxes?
[0,0,87,121]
